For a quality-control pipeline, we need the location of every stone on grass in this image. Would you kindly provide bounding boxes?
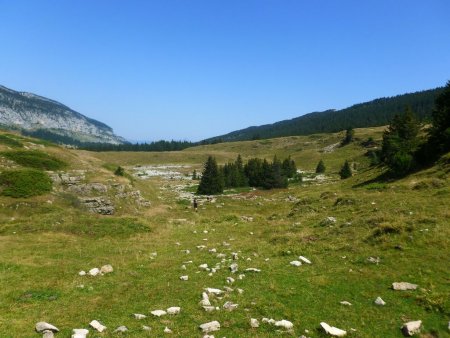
[180,275,189,281]
[230,263,238,273]
[290,260,302,267]
[89,320,106,332]
[320,322,346,336]
[226,277,235,284]
[203,335,215,338]
[299,256,312,264]
[374,297,386,306]
[71,328,89,338]
[199,263,209,270]
[42,331,54,338]
[401,320,422,336]
[78,271,86,276]
[164,327,173,334]
[340,301,352,306]
[199,321,221,333]
[36,322,59,333]
[250,318,260,328]
[321,217,337,226]
[262,318,276,325]
[223,301,238,311]
[142,326,151,331]
[245,268,261,273]
[275,320,294,330]
[114,326,128,333]
[203,306,216,312]
[167,306,181,315]
[205,288,223,295]
[134,313,147,319]
[151,309,167,317]
[367,256,380,264]
[200,292,211,306]
[100,264,113,274]
[88,268,100,276]
[392,282,418,291]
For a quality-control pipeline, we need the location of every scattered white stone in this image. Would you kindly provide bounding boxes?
[367,257,380,264]
[167,306,181,315]
[100,264,113,274]
[142,325,151,331]
[321,217,337,226]
[374,297,386,306]
[200,292,211,306]
[36,322,59,333]
[150,252,157,257]
[223,301,238,311]
[230,263,238,273]
[78,271,86,276]
[71,328,89,338]
[180,275,189,281]
[401,320,422,336]
[262,318,276,325]
[203,306,216,312]
[89,320,107,332]
[226,277,235,284]
[290,260,302,267]
[237,288,244,294]
[197,245,206,249]
[164,326,173,334]
[392,282,418,291]
[217,253,226,258]
[88,268,100,276]
[199,321,221,333]
[42,331,55,338]
[134,313,147,319]
[340,301,352,306]
[151,309,167,317]
[250,318,260,328]
[203,335,215,338]
[245,268,261,273]
[246,257,252,261]
[181,264,187,270]
[114,326,128,333]
[199,263,209,270]
[299,256,312,264]
[238,274,245,279]
[209,248,217,253]
[320,322,346,336]
[231,252,238,260]
[182,249,190,254]
[205,288,223,295]
[275,320,294,330]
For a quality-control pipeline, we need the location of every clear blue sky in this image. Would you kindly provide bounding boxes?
[1,0,449,141]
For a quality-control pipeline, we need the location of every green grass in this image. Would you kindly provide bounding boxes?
[1,150,67,170]
[0,128,448,337]
[0,169,53,197]
[0,134,23,148]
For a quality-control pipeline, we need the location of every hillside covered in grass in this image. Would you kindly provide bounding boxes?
[0,128,448,337]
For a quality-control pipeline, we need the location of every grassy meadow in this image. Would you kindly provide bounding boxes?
[0,128,448,337]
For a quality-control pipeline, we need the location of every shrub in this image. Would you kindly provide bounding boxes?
[114,166,125,176]
[339,160,352,179]
[315,159,326,173]
[0,135,23,148]
[1,150,67,170]
[0,169,53,197]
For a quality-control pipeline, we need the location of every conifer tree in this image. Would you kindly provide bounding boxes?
[316,159,326,173]
[197,156,224,195]
[339,160,352,179]
[428,80,450,155]
[342,127,355,145]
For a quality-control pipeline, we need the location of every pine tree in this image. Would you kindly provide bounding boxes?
[428,80,450,155]
[315,159,326,173]
[342,127,355,145]
[197,156,224,195]
[339,160,352,179]
[192,169,197,180]
[282,156,297,178]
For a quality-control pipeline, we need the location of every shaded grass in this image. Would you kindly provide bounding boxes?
[1,150,67,170]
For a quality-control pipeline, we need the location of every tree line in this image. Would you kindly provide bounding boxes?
[197,155,298,195]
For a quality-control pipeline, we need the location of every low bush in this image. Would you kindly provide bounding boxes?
[0,169,53,197]
[0,135,23,148]
[1,150,67,170]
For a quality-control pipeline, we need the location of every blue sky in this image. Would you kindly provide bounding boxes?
[1,0,449,141]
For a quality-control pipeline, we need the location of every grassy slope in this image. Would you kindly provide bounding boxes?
[0,128,448,337]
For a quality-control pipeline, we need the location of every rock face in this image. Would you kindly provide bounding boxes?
[392,282,418,291]
[80,197,115,215]
[401,320,422,336]
[0,84,125,144]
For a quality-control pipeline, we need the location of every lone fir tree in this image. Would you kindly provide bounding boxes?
[316,159,326,173]
[197,156,224,195]
[339,160,352,179]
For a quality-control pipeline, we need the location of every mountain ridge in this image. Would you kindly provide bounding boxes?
[0,85,126,144]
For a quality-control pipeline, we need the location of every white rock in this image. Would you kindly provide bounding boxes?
[237,288,244,294]
[88,268,100,276]
[226,277,235,284]
[321,217,337,226]
[217,253,226,258]
[114,326,128,333]
[36,322,59,333]
[205,288,223,295]
[275,319,294,330]
[181,265,187,270]
[164,326,173,334]
[340,301,352,306]
[209,248,217,253]
[199,321,221,333]
[245,268,261,273]
[151,309,167,317]
[197,245,206,249]
[134,313,147,319]
[203,335,215,338]
[180,275,189,281]
[223,301,238,311]
[71,328,89,338]
[238,274,245,279]
[320,322,346,336]
[229,263,238,273]
[89,320,106,332]
[203,306,216,312]
[250,318,260,328]
[367,256,380,264]
[290,260,302,267]
[374,297,386,306]
[199,263,209,270]
[231,252,238,259]
[182,249,190,254]
[401,320,422,336]
[167,306,181,315]
[142,325,151,331]
[392,282,418,290]
[100,264,113,274]
[42,331,55,338]
[299,256,312,264]
[78,271,86,276]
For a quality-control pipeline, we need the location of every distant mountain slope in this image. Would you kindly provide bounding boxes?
[204,87,443,143]
[0,85,126,144]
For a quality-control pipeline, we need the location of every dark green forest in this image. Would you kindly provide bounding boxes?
[203,87,443,143]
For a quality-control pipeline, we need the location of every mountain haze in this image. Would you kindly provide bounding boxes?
[0,85,126,145]
[204,87,443,143]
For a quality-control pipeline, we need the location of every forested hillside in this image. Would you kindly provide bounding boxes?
[204,87,443,143]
